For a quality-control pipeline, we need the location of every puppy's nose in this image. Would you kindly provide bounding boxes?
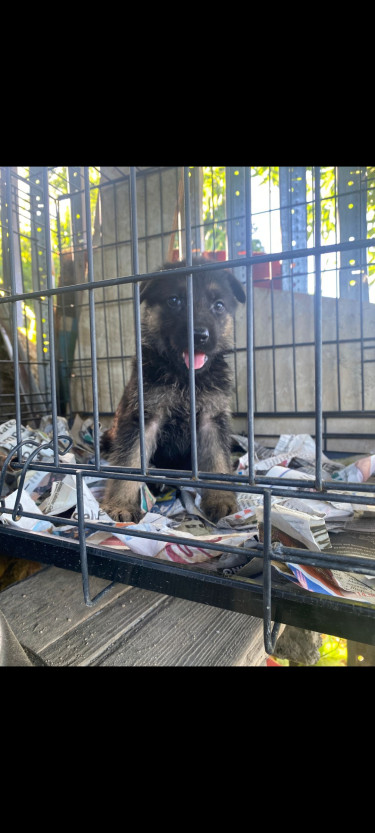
[194,327,209,346]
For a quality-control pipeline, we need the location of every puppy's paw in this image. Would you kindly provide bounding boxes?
[101,500,144,524]
[201,490,237,523]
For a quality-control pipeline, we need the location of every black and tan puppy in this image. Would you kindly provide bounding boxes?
[100,257,246,523]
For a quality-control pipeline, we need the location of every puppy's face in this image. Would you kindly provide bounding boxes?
[140,260,245,374]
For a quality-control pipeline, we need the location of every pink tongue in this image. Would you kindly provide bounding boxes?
[183,351,207,370]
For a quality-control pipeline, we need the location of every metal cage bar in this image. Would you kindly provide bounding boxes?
[184,167,199,480]
[314,167,323,490]
[130,166,147,474]
[42,168,59,465]
[245,166,255,484]
[5,169,22,456]
[84,166,101,470]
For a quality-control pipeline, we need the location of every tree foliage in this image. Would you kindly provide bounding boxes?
[202,166,263,253]
[202,166,226,251]
[0,167,100,344]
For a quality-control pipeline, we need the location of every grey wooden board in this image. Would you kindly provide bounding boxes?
[94,594,267,667]
[42,587,170,666]
[0,565,266,667]
[0,566,132,655]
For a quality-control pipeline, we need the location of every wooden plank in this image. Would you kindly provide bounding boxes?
[0,564,267,666]
[0,566,131,653]
[40,586,170,666]
[94,596,266,667]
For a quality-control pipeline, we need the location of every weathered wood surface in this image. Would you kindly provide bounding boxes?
[0,565,267,667]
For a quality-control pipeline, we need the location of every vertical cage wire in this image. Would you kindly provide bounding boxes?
[84,166,101,470]
[184,166,198,480]
[130,167,146,474]
[113,173,127,396]
[5,168,22,456]
[245,166,255,483]
[42,168,59,464]
[314,166,323,490]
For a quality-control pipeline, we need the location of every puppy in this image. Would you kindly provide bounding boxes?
[100,257,246,523]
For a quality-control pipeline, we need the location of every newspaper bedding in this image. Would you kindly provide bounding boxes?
[1,415,375,603]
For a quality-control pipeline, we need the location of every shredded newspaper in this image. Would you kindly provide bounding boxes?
[1,417,375,599]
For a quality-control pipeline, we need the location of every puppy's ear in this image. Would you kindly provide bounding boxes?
[140,261,180,304]
[226,271,246,303]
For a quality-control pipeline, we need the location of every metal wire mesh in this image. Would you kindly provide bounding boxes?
[1,165,375,651]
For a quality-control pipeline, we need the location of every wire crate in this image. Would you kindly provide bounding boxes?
[0,165,374,654]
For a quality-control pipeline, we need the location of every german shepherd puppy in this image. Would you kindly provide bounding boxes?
[100,257,246,523]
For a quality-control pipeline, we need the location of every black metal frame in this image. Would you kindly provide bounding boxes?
[1,165,375,655]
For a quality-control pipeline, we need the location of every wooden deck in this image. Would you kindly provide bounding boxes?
[0,565,268,666]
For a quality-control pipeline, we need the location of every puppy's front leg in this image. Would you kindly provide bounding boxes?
[101,418,161,523]
[197,414,237,523]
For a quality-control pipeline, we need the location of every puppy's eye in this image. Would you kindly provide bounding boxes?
[212,299,225,314]
[167,296,182,310]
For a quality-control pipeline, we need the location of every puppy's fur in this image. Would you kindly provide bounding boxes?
[100,257,246,523]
